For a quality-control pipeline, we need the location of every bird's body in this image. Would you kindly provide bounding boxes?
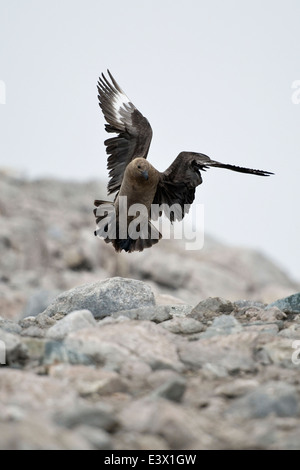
[94,71,273,253]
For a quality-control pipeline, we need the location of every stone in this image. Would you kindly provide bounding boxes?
[226,382,300,419]
[21,289,60,318]
[75,425,113,450]
[113,432,169,450]
[53,401,118,431]
[0,329,28,366]
[150,376,186,403]
[41,277,156,319]
[46,310,96,340]
[118,398,199,449]
[178,331,260,374]
[111,306,172,323]
[199,315,242,338]
[0,418,92,450]
[161,317,205,335]
[0,317,22,334]
[278,324,300,339]
[260,337,298,368]
[48,364,128,396]
[215,379,260,398]
[188,297,235,323]
[64,321,183,372]
[267,293,300,314]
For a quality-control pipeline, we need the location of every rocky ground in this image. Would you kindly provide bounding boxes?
[0,278,300,450]
[0,171,300,449]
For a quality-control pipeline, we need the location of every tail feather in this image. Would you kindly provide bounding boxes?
[93,200,162,252]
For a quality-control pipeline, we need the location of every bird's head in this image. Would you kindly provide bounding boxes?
[127,158,152,183]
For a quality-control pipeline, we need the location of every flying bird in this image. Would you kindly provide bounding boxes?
[94,70,273,253]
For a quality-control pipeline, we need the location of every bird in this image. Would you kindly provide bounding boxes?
[94,70,273,253]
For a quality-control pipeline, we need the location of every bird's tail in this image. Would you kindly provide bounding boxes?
[93,200,162,253]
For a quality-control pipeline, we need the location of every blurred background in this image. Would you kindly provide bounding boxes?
[0,0,299,318]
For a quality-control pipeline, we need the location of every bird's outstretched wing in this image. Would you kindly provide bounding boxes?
[153,152,274,222]
[97,71,153,195]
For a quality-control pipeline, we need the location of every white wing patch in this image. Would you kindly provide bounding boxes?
[112,90,132,124]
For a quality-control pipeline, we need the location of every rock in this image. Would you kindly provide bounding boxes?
[42,277,156,319]
[161,317,205,335]
[199,315,242,338]
[21,337,46,365]
[234,300,266,310]
[118,398,199,449]
[150,376,186,403]
[178,331,260,374]
[113,432,169,450]
[0,418,92,450]
[21,289,60,318]
[63,321,183,372]
[0,368,78,418]
[215,379,260,398]
[111,306,172,323]
[259,337,298,368]
[48,364,128,396]
[267,293,300,314]
[278,324,300,339]
[226,382,300,419]
[46,310,96,340]
[76,425,113,450]
[43,340,92,366]
[0,329,28,366]
[0,317,22,334]
[188,297,235,323]
[53,401,118,431]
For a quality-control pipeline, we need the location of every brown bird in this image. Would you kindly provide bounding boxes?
[94,70,273,253]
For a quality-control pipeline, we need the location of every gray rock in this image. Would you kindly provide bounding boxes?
[200,314,242,338]
[20,326,46,338]
[178,331,258,374]
[22,289,60,318]
[267,293,300,314]
[278,324,300,339]
[111,306,172,323]
[54,401,118,431]
[48,364,128,396]
[46,310,96,340]
[42,277,156,319]
[21,337,46,364]
[161,316,205,335]
[151,377,186,403]
[118,398,200,449]
[188,297,235,323]
[0,418,92,450]
[234,300,266,309]
[226,382,300,419]
[44,340,93,366]
[0,329,28,366]
[0,317,22,334]
[76,425,113,450]
[113,432,169,450]
[64,321,183,372]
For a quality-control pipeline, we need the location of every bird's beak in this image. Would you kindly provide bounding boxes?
[141,170,149,180]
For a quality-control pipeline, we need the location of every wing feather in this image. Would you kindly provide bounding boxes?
[97,70,153,195]
[153,152,273,222]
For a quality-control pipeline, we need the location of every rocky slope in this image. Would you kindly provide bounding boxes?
[0,171,300,450]
[0,278,300,450]
[0,170,298,320]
